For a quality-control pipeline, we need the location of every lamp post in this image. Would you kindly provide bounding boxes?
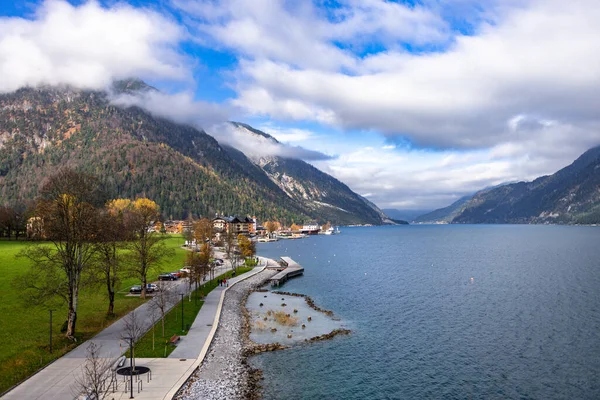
[49,309,55,353]
[125,336,134,399]
[180,293,184,332]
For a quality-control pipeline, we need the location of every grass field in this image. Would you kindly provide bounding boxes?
[133,267,252,358]
[0,235,187,394]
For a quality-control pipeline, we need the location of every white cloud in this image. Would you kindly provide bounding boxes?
[207,123,334,161]
[0,0,186,93]
[179,0,600,153]
[111,90,229,129]
[172,0,600,209]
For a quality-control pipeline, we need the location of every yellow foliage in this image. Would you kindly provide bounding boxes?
[133,198,159,211]
[106,198,132,214]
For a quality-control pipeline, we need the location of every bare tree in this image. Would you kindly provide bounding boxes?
[121,310,145,371]
[223,228,237,272]
[71,342,116,400]
[18,169,103,338]
[148,282,175,338]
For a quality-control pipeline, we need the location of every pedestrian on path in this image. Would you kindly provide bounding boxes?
[218,279,221,286]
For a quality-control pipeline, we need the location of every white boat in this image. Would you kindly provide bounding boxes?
[323,226,340,235]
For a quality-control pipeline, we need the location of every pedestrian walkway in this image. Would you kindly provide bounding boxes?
[3,258,269,400]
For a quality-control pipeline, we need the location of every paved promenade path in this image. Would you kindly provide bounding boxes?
[3,257,270,400]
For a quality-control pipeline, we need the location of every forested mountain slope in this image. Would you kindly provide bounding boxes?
[0,84,385,225]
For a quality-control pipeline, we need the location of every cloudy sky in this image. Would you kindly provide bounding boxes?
[2,0,600,211]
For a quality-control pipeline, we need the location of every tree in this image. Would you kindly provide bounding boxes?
[223,227,237,272]
[265,221,280,237]
[19,168,103,338]
[71,342,116,400]
[290,223,301,232]
[125,198,173,299]
[321,221,331,231]
[193,218,213,244]
[237,234,256,259]
[121,310,145,371]
[182,217,194,244]
[148,282,175,338]
[93,201,130,317]
[0,204,29,240]
[199,242,213,280]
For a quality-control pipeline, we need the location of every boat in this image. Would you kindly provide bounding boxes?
[323,226,341,235]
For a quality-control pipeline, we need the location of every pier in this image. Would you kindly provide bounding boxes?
[268,257,304,286]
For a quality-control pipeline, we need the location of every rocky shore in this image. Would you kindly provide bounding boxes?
[176,269,277,400]
[176,264,351,400]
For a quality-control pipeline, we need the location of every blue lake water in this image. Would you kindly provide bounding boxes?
[254,225,600,399]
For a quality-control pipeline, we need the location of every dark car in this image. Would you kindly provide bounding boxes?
[158,273,177,281]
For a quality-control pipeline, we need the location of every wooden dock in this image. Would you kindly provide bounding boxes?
[268,257,304,286]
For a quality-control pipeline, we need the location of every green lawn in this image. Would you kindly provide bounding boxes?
[132,267,252,358]
[0,234,188,394]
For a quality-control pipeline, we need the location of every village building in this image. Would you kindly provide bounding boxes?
[301,221,321,235]
[212,215,256,240]
[26,217,45,240]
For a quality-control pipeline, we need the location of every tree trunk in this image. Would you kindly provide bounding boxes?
[66,274,79,338]
[107,269,115,317]
[107,290,115,317]
[66,303,77,338]
[141,274,147,299]
[161,317,165,337]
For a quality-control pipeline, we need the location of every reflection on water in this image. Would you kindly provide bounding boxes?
[246,291,346,345]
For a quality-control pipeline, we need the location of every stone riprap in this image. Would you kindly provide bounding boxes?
[176,269,277,400]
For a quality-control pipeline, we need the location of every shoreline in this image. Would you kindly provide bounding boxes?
[176,258,350,400]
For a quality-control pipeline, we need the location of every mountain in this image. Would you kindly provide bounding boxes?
[383,208,432,222]
[413,195,474,223]
[0,83,384,225]
[420,146,600,224]
[226,122,386,224]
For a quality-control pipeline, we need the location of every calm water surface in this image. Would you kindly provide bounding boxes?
[254,225,600,399]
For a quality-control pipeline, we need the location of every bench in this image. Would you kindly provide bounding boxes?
[169,335,180,345]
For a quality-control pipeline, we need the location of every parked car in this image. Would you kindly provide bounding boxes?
[158,273,177,281]
[129,285,142,294]
[170,271,182,278]
[130,284,157,294]
[180,267,191,274]
[146,283,158,293]
[214,259,224,266]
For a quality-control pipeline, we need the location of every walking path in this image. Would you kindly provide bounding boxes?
[3,256,270,400]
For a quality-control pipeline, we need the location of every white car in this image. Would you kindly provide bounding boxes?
[180,267,191,274]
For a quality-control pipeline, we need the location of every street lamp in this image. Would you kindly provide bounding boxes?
[180,293,184,332]
[124,336,134,399]
[49,309,55,353]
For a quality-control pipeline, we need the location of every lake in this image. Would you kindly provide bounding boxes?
[253,225,600,399]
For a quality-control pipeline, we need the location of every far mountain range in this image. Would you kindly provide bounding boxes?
[411,146,600,225]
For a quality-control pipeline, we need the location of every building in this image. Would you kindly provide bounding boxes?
[301,221,321,235]
[26,217,45,240]
[212,215,255,240]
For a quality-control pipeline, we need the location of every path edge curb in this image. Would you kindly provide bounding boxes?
[164,262,268,399]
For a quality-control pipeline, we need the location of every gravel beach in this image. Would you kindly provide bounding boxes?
[176,268,277,400]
